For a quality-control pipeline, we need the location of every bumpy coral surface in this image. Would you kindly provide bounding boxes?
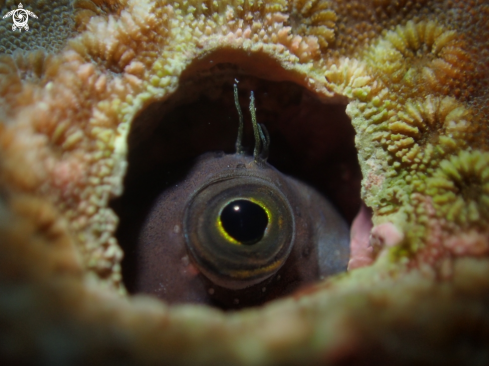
[0,0,488,364]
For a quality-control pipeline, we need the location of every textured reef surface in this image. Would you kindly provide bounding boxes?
[0,0,489,364]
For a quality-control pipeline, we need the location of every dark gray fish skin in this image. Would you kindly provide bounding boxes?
[132,152,349,309]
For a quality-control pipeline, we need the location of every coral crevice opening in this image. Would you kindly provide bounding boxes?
[110,65,362,308]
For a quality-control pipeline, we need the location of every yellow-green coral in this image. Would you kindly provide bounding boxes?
[427,150,489,227]
[366,20,474,98]
[387,96,471,169]
[289,0,337,50]
[335,11,487,256]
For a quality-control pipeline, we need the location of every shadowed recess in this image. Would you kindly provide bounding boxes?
[110,67,362,309]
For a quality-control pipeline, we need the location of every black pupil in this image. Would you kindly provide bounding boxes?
[220,199,268,245]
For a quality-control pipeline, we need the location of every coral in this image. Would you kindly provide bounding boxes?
[427,150,489,228]
[323,0,436,58]
[74,0,126,31]
[0,0,489,364]
[386,96,472,171]
[70,0,169,74]
[0,48,54,82]
[0,0,75,54]
[165,0,325,63]
[366,19,475,99]
[376,183,409,216]
[289,0,336,50]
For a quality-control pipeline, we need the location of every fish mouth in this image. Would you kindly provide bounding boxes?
[110,56,364,308]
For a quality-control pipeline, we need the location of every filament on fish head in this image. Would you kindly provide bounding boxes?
[128,83,350,309]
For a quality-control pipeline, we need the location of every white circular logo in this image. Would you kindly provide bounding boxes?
[2,3,38,32]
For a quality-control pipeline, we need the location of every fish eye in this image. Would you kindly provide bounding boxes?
[113,76,359,309]
[220,199,269,245]
[183,166,295,290]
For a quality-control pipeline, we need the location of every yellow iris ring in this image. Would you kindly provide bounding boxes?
[216,197,272,245]
[229,259,283,279]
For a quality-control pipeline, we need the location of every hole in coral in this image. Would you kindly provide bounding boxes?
[456,176,482,203]
[110,65,362,310]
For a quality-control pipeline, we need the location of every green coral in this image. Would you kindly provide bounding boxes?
[376,180,410,216]
[365,19,473,98]
[330,18,485,258]
[426,150,489,227]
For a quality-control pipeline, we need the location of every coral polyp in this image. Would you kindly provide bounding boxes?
[427,150,489,227]
[367,20,474,98]
[290,0,337,50]
[387,96,471,168]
